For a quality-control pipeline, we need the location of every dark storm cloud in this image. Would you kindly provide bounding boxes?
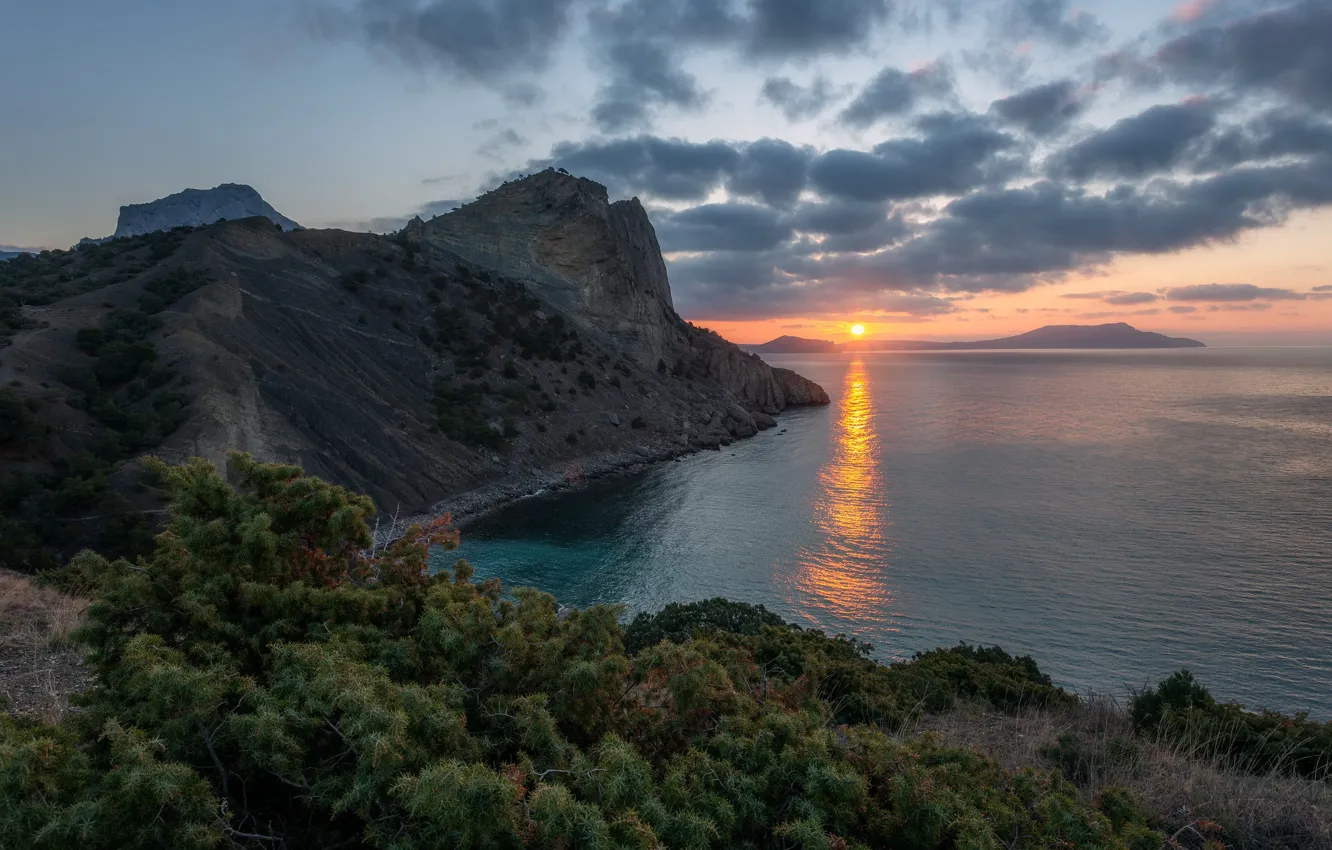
[809,112,1020,202]
[995,0,1109,48]
[760,76,840,121]
[989,79,1087,136]
[1051,102,1217,180]
[838,64,955,128]
[1155,1,1332,112]
[320,0,583,80]
[1164,282,1307,301]
[654,203,794,252]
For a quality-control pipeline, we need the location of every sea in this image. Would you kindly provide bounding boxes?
[441,349,1332,717]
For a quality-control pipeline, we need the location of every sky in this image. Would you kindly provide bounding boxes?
[2,0,1330,344]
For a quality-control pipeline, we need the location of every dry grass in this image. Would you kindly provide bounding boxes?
[0,569,92,723]
[904,697,1332,850]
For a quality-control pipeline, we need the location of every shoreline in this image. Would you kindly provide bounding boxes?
[439,439,700,529]
[371,435,724,545]
[369,402,811,544]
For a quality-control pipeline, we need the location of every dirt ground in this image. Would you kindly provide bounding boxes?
[0,569,93,723]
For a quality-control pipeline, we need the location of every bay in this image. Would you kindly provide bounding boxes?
[444,349,1332,716]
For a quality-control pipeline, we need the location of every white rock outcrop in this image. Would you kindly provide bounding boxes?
[112,184,299,239]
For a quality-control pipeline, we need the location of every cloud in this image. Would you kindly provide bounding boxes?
[725,138,813,206]
[583,0,900,130]
[584,1,736,131]
[542,136,819,206]
[655,203,793,252]
[788,199,893,235]
[1165,282,1307,301]
[1171,0,1219,23]
[591,41,708,131]
[760,76,841,121]
[1192,109,1332,172]
[1155,1,1332,112]
[838,63,954,128]
[477,128,528,158]
[1051,101,1216,180]
[354,197,465,233]
[744,0,894,58]
[840,149,1332,291]
[809,112,1019,202]
[1062,290,1160,305]
[327,0,898,129]
[1169,305,1199,313]
[1207,302,1273,311]
[316,0,583,81]
[546,136,743,201]
[995,0,1109,48]
[1314,285,1332,292]
[989,79,1087,136]
[1077,308,1162,318]
[487,88,1332,320]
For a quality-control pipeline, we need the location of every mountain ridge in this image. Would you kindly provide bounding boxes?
[0,169,828,567]
[750,322,1206,353]
[74,183,301,246]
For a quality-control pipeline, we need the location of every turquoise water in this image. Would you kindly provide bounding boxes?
[443,349,1332,716]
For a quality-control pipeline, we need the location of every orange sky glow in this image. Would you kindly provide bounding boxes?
[691,209,1332,346]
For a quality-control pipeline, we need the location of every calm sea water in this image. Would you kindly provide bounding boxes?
[444,349,1332,717]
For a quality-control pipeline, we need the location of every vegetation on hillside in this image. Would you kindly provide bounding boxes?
[0,229,195,337]
[1130,670,1332,780]
[0,230,207,572]
[1,453,1171,849]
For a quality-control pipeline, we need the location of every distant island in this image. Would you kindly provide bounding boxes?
[750,322,1206,353]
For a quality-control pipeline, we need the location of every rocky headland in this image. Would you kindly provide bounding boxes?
[0,170,827,564]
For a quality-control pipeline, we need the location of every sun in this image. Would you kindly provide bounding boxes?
[850,323,866,337]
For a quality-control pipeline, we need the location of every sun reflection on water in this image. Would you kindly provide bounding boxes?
[791,360,897,631]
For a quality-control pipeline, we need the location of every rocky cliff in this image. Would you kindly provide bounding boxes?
[0,171,827,559]
[422,170,827,414]
[111,184,300,239]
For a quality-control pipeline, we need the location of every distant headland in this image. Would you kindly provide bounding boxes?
[749,322,1206,353]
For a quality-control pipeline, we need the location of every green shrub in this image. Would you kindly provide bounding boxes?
[1,308,189,571]
[434,381,506,450]
[137,268,210,313]
[1131,670,1332,778]
[623,597,787,653]
[0,455,1159,849]
[0,389,44,446]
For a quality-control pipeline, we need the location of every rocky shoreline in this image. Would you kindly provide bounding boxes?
[373,415,799,545]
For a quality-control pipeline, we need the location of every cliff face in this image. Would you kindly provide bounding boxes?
[113,184,300,239]
[420,173,677,364]
[422,170,827,413]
